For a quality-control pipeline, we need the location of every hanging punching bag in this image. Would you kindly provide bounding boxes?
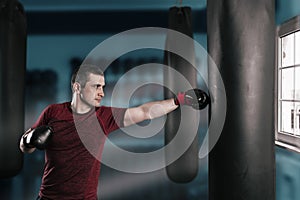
[164,7,198,183]
[207,0,275,199]
[0,0,26,178]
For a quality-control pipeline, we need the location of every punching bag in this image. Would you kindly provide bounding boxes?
[164,7,198,183]
[0,0,26,178]
[207,0,275,199]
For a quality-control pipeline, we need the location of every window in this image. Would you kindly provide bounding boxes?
[276,16,300,152]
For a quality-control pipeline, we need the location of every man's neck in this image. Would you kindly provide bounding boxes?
[71,96,92,114]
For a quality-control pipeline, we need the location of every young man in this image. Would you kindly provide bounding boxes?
[19,65,208,200]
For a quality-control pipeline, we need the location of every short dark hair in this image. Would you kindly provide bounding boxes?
[71,64,104,88]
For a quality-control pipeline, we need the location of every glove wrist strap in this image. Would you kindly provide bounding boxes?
[174,92,185,105]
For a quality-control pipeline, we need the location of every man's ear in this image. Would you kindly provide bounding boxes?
[73,82,81,94]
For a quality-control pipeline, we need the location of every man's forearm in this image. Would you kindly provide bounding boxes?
[143,98,178,119]
[123,98,178,127]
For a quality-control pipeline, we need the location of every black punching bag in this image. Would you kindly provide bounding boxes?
[0,0,26,178]
[207,0,275,199]
[164,7,198,183]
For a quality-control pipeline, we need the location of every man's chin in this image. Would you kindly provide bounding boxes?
[94,101,101,107]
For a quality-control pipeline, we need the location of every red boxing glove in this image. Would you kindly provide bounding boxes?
[174,89,210,110]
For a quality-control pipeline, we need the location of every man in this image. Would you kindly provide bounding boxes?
[19,65,209,200]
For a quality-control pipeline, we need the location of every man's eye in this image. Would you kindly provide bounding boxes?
[94,85,102,89]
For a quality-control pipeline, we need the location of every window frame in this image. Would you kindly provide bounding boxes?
[275,15,300,153]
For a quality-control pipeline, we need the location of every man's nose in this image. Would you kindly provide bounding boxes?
[97,89,104,97]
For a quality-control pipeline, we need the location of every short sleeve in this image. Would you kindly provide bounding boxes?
[32,105,52,129]
[97,106,127,135]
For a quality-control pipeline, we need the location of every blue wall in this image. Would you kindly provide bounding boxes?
[276,0,300,24]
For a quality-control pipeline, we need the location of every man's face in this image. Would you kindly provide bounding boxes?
[79,73,105,107]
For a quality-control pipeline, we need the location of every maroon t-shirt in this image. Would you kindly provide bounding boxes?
[32,102,126,200]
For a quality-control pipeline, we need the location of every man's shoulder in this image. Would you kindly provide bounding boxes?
[96,106,127,116]
[96,105,120,112]
[46,102,70,112]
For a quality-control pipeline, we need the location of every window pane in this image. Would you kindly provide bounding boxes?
[281,33,295,67]
[281,67,295,100]
[281,101,295,134]
[295,31,300,65]
[296,67,300,100]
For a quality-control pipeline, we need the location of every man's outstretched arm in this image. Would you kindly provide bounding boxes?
[123,98,177,127]
[123,89,210,127]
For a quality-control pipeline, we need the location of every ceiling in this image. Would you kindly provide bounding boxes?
[18,0,207,34]
[19,0,207,11]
